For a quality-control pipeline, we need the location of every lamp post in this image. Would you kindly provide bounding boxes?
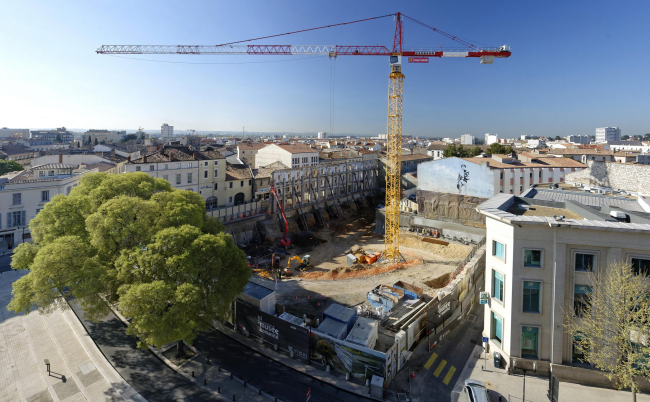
[512,359,536,402]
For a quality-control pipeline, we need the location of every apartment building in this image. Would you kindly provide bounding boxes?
[595,127,621,143]
[566,135,590,145]
[0,163,91,251]
[237,142,268,167]
[461,134,475,145]
[418,154,586,198]
[477,193,650,368]
[254,144,319,169]
[83,129,126,144]
[31,127,74,143]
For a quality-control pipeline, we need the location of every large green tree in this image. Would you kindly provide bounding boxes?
[9,172,250,356]
[0,160,25,176]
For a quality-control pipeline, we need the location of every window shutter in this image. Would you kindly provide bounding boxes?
[7,212,12,228]
[21,211,26,226]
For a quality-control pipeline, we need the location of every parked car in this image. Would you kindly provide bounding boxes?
[464,379,490,402]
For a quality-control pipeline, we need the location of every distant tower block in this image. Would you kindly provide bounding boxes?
[161,123,174,137]
[317,131,328,139]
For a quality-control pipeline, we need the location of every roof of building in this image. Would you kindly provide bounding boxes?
[477,193,650,233]
[323,303,356,324]
[237,142,268,151]
[270,144,317,154]
[521,188,642,210]
[32,163,77,170]
[226,164,253,180]
[462,156,586,169]
[549,148,613,156]
[241,281,274,300]
[254,161,289,178]
[1,144,32,155]
[317,318,348,339]
[128,146,224,164]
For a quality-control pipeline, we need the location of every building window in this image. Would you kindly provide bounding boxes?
[136,166,141,171]
[572,333,588,363]
[229,196,233,203]
[524,249,542,268]
[214,169,219,178]
[48,170,55,176]
[163,175,168,182]
[39,171,45,177]
[539,171,542,178]
[214,160,219,166]
[41,191,49,202]
[11,211,25,227]
[214,183,218,190]
[204,161,209,167]
[631,258,650,276]
[240,180,244,187]
[492,240,505,260]
[176,174,181,185]
[523,281,541,313]
[203,170,208,179]
[574,285,591,317]
[491,312,503,345]
[164,164,168,170]
[149,165,155,171]
[575,253,596,272]
[177,163,181,169]
[187,163,192,168]
[187,173,193,184]
[12,193,21,205]
[521,326,539,359]
[248,180,252,185]
[492,270,504,303]
[229,182,233,188]
[302,157,307,163]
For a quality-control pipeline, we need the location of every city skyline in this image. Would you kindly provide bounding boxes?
[2,1,650,137]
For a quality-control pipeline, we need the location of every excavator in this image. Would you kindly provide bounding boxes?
[269,185,291,248]
[287,255,311,271]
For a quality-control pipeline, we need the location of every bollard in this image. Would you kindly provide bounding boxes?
[326,365,330,373]
[191,371,194,377]
[204,378,207,385]
[346,372,350,381]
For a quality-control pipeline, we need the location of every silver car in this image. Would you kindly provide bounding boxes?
[464,379,490,402]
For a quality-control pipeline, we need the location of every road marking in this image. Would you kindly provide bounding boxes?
[424,352,438,370]
[433,360,447,377]
[443,366,457,385]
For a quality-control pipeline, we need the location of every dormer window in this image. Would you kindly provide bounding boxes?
[39,171,45,177]
[48,170,55,176]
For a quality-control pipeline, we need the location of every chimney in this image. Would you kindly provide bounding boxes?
[143,154,148,163]
[193,152,198,160]
[111,148,115,156]
[59,153,63,164]
[127,155,131,162]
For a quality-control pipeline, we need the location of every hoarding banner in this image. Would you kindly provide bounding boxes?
[235,300,309,359]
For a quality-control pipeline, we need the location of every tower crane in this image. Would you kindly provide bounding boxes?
[97,12,511,262]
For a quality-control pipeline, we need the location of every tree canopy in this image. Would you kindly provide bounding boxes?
[565,261,650,400]
[486,142,517,156]
[442,144,482,158]
[9,172,250,351]
[0,160,24,176]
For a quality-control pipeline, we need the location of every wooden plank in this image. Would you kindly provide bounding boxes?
[421,238,449,246]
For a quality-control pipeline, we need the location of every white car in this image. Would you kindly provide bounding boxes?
[464,379,491,402]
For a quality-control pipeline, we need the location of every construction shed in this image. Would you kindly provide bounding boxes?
[323,303,357,334]
[345,316,379,349]
[317,318,349,340]
[236,280,276,315]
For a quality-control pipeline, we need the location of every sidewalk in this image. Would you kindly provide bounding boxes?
[451,345,649,402]
[0,269,144,401]
[211,320,381,401]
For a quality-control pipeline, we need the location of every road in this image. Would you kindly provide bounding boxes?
[194,329,373,402]
[387,302,485,402]
[70,301,222,402]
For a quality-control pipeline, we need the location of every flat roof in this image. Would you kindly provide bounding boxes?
[241,281,274,300]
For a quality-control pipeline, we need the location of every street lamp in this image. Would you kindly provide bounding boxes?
[513,359,536,402]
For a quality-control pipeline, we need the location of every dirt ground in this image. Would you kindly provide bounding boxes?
[264,210,474,318]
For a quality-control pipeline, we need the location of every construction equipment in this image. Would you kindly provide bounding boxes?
[269,185,291,248]
[97,12,510,262]
[287,255,311,271]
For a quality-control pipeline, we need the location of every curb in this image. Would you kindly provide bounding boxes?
[212,321,384,401]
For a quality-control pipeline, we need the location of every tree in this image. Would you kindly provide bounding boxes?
[622,135,630,141]
[8,172,250,357]
[565,261,650,401]
[554,136,562,141]
[121,134,138,143]
[55,134,62,143]
[139,133,146,141]
[94,137,98,145]
[0,160,24,176]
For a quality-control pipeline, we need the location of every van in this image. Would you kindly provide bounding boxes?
[464,379,490,402]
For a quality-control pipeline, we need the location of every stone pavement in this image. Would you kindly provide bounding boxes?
[0,269,144,402]
[451,344,649,402]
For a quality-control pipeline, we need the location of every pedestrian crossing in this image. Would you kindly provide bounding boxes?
[424,351,457,386]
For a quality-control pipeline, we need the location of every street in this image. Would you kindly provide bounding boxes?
[194,329,373,402]
[387,302,485,402]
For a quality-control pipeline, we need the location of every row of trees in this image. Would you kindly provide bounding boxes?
[9,173,251,356]
[442,142,517,158]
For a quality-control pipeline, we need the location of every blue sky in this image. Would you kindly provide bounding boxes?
[1,1,648,138]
